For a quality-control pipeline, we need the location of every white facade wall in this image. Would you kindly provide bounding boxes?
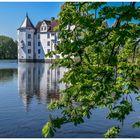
[18,30,27,59]
[18,28,35,60]
[35,32,60,60]
[26,29,35,59]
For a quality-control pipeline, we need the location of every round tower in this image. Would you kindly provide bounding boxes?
[17,13,35,62]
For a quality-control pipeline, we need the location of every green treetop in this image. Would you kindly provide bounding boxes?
[0,35,17,59]
[43,2,140,138]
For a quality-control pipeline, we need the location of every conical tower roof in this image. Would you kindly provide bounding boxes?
[18,13,35,29]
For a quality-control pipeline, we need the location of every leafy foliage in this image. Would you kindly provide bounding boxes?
[0,35,17,59]
[104,126,120,138]
[43,2,140,138]
[132,121,140,128]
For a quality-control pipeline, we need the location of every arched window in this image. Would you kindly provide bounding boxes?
[21,40,24,48]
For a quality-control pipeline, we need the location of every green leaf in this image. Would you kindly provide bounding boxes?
[132,121,140,128]
[42,122,55,137]
[136,96,140,101]
[104,126,120,138]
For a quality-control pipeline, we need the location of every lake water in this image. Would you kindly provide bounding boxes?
[0,60,140,138]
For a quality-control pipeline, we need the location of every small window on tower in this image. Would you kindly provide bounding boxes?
[38,42,41,46]
[28,41,31,46]
[28,49,31,54]
[21,40,24,47]
[38,34,40,39]
[28,34,31,39]
[38,49,41,54]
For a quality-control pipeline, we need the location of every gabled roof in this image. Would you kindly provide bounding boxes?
[36,21,42,31]
[18,14,35,30]
[36,19,59,32]
[44,20,51,25]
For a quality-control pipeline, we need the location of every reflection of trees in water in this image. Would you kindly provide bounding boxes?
[18,63,66,111]
[0,69,17,82]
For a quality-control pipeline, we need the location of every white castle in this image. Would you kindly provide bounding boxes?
[17,14,60,62]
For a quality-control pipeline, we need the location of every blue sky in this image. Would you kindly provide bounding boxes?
[0,2,63,40]
[0,2,138,40]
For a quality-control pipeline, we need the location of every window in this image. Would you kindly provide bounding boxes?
[51,33,55,36]
[28,34,31,39]
[38,34,40,39]
[47,41,50,46]
[38,49,41,54]
[56,55,60,58]
[47,49,51,58]
[38,41,41,46]
[28,49,31,54]
[41,27,43,31]
[28,41,31,46]
[44,26,46,30]
[47,33,50,38]
[21,40,24,47]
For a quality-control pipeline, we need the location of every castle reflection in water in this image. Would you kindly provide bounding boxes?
[18,63,66,110]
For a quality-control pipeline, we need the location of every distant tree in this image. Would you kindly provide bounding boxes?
[51,17,55,21]
[0,36,17,59]
[42,2,140,138]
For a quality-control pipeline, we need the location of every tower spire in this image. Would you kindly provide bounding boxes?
[19,13,34,29]
[26,12,28,17]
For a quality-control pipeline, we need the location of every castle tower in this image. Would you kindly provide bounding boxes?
[17,14,35,62]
